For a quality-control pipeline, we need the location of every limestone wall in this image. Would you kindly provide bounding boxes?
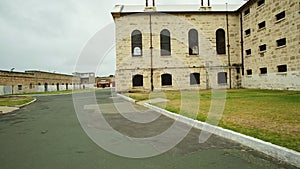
[241,0,300,90]
[114,12,241,92]
[0,70,82,95]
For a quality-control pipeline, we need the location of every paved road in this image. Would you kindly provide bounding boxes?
[0,89,297,169]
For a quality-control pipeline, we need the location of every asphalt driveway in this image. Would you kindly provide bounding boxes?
[0,89,297,169]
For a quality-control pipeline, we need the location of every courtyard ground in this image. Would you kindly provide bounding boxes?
[0,89,297,169]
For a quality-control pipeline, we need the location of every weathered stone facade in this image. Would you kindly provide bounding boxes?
[240,0,300,90]
[112,0,300,92]
[0,70,81,95]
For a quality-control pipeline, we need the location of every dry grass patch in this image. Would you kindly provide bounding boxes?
[0,96,34,107]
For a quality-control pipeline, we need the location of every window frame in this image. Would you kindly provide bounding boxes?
[246,69,253,76]
[217,72,227,84]
[244,8,250,16]
[259,44,267,52]
[18,85,22,90]
[275,11,285,21]
[257,0,265,7]
[190,73,200,85]
[276,38,286,47]
[277,65,287,73]
[131,30,143,57]
[258,21,266,29]
[160,29,171,56]
[246,49,252,56]
[260,67,268,75]
[245,29,251,36]
[188,29,199,55]
[216,29,226,55]
[161,73,172,86]
[132,74,144,87]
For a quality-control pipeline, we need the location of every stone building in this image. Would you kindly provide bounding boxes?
[111,0,300,92]
[72,72,96,88]
[0,70,81,95]
[96,76,115,88]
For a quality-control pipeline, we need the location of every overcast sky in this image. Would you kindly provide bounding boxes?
[0,0,245,76]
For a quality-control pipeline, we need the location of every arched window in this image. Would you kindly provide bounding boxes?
[188,29,199,55]
[131,30,142,56]
[190,73,200,85]
[160,29,171,56]
[216,29,226,54]
[161,74,172,86]
[217,72,227,84]
[132,74,143,87]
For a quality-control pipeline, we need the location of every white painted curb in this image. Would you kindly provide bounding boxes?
[17,98,37,108]
[116,93,136,103]
[117,93,300,168]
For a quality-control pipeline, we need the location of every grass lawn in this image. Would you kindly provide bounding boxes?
[0,96,35,107]
[126,89,300,152]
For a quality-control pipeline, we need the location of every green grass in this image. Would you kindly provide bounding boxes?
[0,96,35,107]
[126,89,300,152]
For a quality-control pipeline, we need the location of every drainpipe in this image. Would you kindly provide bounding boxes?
[150,13,154,91]
[240,12,245,76]
[226,3,232,89]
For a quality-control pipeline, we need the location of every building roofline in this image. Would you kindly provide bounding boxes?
[111,1,254,16]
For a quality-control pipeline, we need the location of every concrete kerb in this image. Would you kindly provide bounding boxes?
[16,97,37,108]
[0,97,37,115]
[116,93,300,168]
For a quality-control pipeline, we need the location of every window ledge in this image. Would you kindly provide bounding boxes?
[245,54,252,57]
[258,27,266,32]
[259,74,267,76]
[257,4,265,9]
[275,18,285,24]
[246,75,253,77]
[259,50,266,54]
[162,85,173,88]
[245,34,251,38]
[276,45,286,49]
[276,72,287,75]
[132,55,143,57]
[190,84,200,86]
